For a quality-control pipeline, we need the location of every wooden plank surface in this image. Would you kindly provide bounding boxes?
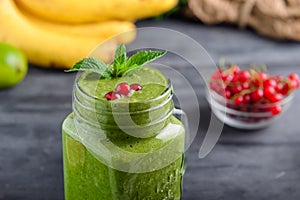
[1,18,300,200]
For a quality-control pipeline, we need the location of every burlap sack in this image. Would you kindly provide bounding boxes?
[187,0,300,40]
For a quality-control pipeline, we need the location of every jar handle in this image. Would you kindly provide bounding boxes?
[174,107,222,159]
[173,107,190,147]
[173,107,189,173]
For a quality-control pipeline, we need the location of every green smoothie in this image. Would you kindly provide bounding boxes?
[62,66,185,199]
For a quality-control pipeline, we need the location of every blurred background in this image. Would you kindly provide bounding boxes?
[1,0,300,199]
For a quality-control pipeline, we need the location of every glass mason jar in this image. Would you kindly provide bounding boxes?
[62,68,187,200]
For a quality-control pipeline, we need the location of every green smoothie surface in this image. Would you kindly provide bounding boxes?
[77,66,168,102]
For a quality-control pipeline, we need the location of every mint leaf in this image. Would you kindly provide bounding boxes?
[65,57,112,79]
[126,50,166,73]
[64,44,167,79]
[122,64,140,76]
[113,44,127,77]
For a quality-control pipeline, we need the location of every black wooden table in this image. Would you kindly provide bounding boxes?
[1,18,300,200]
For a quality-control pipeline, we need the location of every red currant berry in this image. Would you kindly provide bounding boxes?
[243,94,251,104]
[225,90,232,99]
[271,105,282,116]
[251,89,264,102]
[264,86,276,101]
[214,83,226,95]
[275,83,283,93]
[104,91,118,101]
[130,83,143,91]
[115,82,131,95]
[225,74,234,82]
[290,79,299,89]
[234,96,244,105]
[231,74,239,82]
[242,82,250,89]
[209,82,216,90]
[269,93,283,103]
[231,85,243,94]
[211,69,222,80]
[263,79,276,88]
[281,83,289,95]
[259,72,269,81]
[288,73,299,81]
[238,70,251,82]
[252,79,260,87]
[221,73,228,81]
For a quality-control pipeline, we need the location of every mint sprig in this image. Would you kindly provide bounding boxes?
[113,43,127,77]
[65,44,167,79]
[65,57,112,79]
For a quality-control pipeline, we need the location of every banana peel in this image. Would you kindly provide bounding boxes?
[18,7,136,42]
[15,0,178,24]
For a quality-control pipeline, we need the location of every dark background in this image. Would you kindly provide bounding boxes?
[1,18,300,200]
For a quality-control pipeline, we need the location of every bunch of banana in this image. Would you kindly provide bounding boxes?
[0,0,178,69]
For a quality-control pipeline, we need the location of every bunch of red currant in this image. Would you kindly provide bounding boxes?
[104,82,142,101]
[209,65,299,116]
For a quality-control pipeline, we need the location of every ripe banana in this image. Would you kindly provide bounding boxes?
[0,0,136,69]
[18,7,136,42]
[15,0,178,23]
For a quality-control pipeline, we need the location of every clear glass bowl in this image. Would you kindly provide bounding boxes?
[205,88,294,129]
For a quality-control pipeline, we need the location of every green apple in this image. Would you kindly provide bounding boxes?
[0,43,28,89]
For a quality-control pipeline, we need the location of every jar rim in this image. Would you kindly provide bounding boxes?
[75,72,172,105]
